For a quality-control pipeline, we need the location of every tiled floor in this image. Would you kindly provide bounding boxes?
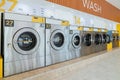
[64,48,120,80]
[2,48,120,80]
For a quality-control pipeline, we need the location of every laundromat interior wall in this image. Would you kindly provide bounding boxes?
[2,0,119,30]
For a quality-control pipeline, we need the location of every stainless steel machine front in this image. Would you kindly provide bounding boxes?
[101,32,111,51]
[93,32,103,53]
[45,19,69,66]
[112,33,119,48]
[81,31,94,56]
[68,26,82,60]
[101,32,107,51]
[1,13,45,77]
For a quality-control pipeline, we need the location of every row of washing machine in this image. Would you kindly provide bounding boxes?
[0,13,119,77]
[81,31,113,56]
[0,12,82,77]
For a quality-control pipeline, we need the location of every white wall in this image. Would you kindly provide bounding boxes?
[3,0,119,30]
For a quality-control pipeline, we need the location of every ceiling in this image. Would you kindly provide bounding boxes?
[106,0,120,9]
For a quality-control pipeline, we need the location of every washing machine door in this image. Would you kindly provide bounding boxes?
[95,34,102,45]
[50,30,65,50]
[106,34,111,43]
[102,34,107,44]
[112,35,116,42]
[116,34,119,41]
[13,28,40,55]
[72,33,81,49]
[95,34,100,45]
[84,33,92,46]
[99,34,102,44]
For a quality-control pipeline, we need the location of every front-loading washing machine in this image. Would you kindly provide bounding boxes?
[106,34,111,44]
[112,33,119,48]
[81,31,94,56]
[101,32,111,51]
[116,34,120,46]
[112,33,116,48]
[93,31,102,53]
[116,33,119,47]
[45,18,69,66]
[68,26,82,60]
[101,32,107,51]
[1,13,45,77]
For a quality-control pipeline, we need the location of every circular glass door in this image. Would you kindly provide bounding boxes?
[13,28,40,55]
[50,30,65,50]
[116,35,119,41]
[84,33,92,46]
[103,34,106,44]
[95,34,100,45]
[113,36,116,41]
[72,33,81,48]
[99,35,102,44]
[17,32,37,51]
[106,34,111,43]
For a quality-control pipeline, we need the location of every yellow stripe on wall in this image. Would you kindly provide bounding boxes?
[8,0,18,11]
[0,0,5,12]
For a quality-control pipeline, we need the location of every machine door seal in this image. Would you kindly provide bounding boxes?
[84,33,92,46]
[72,33,81,49]
[13,27,40,55]
[95,34,100,45]
[106,34,111,43]
[102,34,107,44]
[116,34,119,41]
[99,34,102,44]
[112,36,116,42]
[50,29,65,50]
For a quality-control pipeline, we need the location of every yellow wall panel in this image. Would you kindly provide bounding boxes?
[107,42,112,51]
[117,24,120,47]
[0,56,3,78]
[117,24,120,32]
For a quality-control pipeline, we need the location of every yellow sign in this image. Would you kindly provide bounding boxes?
[32,16,45,23]
[89,27,94,31]
[98,28,102,32]
[77,26,83,31]
[104,29,108,32]
[61,21,70,26]
[0,0,18,12]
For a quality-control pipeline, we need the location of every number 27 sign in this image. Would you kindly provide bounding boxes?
[0,0,18,12]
